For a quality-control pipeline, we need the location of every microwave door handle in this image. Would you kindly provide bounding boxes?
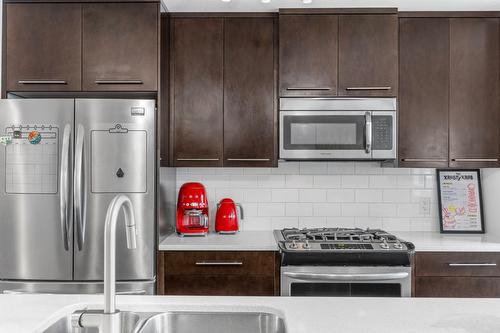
[283,272,409,281]
[365,112,372,154]
[60,124,71,251]
[74,125,86,251]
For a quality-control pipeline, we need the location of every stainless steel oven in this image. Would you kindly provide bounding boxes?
[281,265,411,297]
[279,98,397,160]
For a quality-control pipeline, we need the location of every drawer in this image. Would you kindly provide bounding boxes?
[163,251,276,277]
[415,277,500,298]
[416,252,500,277]
[164,274,275,296]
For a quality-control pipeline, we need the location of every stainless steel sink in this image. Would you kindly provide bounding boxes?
[40,311,286,333]
[135,311,287,333]
[41,311,143,333]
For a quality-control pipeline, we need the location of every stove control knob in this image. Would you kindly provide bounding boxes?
[289,241,298,249]
[394,241,403,250]
[380,240,389,250]
[303,240,311,249]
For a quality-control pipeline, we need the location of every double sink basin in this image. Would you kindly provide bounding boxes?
[42,310,287,333]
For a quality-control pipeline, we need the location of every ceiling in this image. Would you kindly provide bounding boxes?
[162,0,500,12]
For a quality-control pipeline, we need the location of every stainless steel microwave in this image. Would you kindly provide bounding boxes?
[279,98,397,160]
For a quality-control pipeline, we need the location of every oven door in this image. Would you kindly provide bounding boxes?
[279,111,372,160]
[281,266,412,297]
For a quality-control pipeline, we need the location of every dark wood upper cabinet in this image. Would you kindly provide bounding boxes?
[399,18,450,168]
[223,18,277,167]
[338,14,398,97]
[449,18,500,168]
[82,3,158,91]
[279,15,338,97]
[5,3,82,92]
[171,18,224,167]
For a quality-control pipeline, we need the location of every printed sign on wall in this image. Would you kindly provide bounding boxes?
[437,170,484,234]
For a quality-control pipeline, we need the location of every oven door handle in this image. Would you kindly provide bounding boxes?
[283,272,409,281]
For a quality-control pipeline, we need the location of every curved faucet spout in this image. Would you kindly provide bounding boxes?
[104,195,137,315]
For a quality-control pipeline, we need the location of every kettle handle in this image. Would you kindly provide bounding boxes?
[236,203,244,220]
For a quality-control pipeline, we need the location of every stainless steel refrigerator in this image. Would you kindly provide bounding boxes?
[0,99,156,294]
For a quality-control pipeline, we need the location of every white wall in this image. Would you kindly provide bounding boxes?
[176,162,439,232]
[480,169,500,236]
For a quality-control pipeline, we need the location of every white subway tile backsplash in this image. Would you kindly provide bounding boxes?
[272,189,299,202]
[286,203,313,216]
[299,189,327,202]
[175,162,439,231]
[342,175,369,188]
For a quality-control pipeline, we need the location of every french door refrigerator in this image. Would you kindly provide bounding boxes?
[0,99,156,294]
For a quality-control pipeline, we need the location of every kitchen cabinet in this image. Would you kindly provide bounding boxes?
[82,3,158,91]
[279,14,338,97]
[169,15,277,167]
[338,14,398,97]
[415,252,500,297]
[3,2,159,95]
[399,18,449,168]
[449,18,500,168]
[157,251,279,296]
[170,18,224,167]
[223,18,277,167]
[4,3,82,92]
[398,15,500,168]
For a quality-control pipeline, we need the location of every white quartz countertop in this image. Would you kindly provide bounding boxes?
[5,294,500,333]
[159,230,500,253]
[159,231,278,251]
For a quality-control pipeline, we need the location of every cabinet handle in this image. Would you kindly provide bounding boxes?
[227,158,271,162]
[176,158,220,162]
[401,158,448,162]
[448,263,497,267]
[18,80,67,84]
[95,80,143,85]
[451,158,498,162]
[195,261,243,266]
[286,87,332,91]
[346,86,391,91]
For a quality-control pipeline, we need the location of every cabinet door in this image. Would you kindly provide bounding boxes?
[171,18,223,167]
[449,18,500,168]
[338,14,398,97]
[82,3,158,91]
[279,15,338,97]
[399,18,449,168]
[415,277,500,298]
[5,4,81,92]
[224,18,276,167]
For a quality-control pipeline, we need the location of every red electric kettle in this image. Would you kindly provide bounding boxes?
[215,198,243,234]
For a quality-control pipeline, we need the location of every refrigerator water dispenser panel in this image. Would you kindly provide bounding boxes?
[91,128,147,193]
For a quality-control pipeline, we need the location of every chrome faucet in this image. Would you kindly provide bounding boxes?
[72,195,137,332]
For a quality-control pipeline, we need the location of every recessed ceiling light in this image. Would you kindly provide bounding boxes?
[303,0,312,3]
[221,0,231,2]
[261,0,271,3]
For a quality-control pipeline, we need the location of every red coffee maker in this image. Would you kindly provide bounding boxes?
[176,182,209,236]
[215,198,243,234]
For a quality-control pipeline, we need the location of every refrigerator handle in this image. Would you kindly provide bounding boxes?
[60,124,71,251]
[74,124,87,251]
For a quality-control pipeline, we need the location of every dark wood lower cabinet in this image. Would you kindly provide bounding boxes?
[157,251,280,296]
[414,252,500,298]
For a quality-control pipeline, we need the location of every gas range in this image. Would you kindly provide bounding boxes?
[274,228,415,266]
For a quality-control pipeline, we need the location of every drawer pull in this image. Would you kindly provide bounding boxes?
[448,263,497,267]
[195,261,243,266]
[95,80,143,85]
[451,158,498,162]
[177,158,220,162]
[286,87,332,91]
[227,158,271,162]
[401,158,447,162]
[18,80,67,84]
[346,86,391,91]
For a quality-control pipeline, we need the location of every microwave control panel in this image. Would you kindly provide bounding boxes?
[372,116,393,150]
